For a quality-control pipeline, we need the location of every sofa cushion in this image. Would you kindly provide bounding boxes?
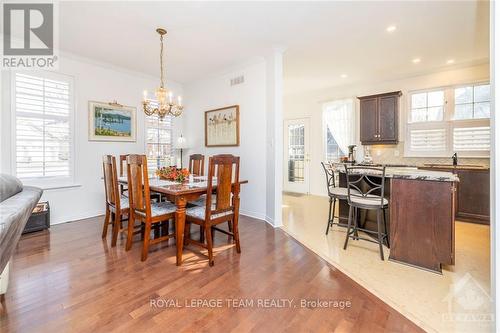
[0,174,23,203]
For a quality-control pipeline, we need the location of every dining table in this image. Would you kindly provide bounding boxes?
[118,175,248,266]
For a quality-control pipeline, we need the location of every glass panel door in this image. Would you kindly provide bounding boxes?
[284,118,310,193]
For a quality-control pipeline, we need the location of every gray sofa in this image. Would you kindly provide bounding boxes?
[0,174,42,291]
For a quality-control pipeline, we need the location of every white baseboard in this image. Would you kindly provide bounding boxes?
[50,209,104,225]
[239,209,266,221]
[51,209,279,229]
[265,216,277,228]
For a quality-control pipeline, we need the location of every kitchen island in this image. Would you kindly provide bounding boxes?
[337,166,458,273]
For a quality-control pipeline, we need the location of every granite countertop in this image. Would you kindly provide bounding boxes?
[335,165,459,182]
[420,163,490,171]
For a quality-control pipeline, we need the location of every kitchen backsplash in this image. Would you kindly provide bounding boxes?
[362,145,490,167]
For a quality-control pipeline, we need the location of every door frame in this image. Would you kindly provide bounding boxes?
[283,117,311,194]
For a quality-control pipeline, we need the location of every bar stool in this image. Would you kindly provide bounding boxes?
[343,165,389,260]
[321,162,351,235]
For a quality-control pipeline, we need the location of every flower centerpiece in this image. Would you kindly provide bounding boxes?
[156,166,190,183]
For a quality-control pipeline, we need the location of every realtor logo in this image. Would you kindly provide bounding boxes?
[2,2,58,69]
[442,273,493,324]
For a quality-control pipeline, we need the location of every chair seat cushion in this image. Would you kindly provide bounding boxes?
[189,194,215,207]
[189,194,207,207]
[350,195,388,207]
[186,205,233,220]
[328,187,359,199]
[119,196,130,210]
[137,201,176,218]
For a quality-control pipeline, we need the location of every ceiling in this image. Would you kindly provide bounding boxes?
[46,1,489,93]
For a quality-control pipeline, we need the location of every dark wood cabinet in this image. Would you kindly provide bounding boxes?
[418,166,490,224]
[455,169,490,223]
[390,179,455,272]
[358,91,401,145]
[359,98,378,143]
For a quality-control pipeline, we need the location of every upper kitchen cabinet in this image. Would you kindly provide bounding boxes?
[358,91,402,145]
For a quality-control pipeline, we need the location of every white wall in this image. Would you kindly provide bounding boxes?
[1,54,183,224]
[265,51,284,226]
[284,63,491,196]
[491,0,498,327]
[182,60,268,221]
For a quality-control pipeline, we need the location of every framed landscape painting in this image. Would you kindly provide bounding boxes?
[89,101,136,142]
[205,105,240,147]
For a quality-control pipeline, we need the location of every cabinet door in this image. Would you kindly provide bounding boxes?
[378,95,398,143]
[456,169,490,223]
[359,98,378,144]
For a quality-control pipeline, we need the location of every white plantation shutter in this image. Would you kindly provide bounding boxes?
[409,128,447,152]
[14,72,73,180]
[406,83,490,157]
[453,126,490,152]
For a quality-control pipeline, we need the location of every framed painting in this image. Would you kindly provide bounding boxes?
[89,101,136,142]
[205,105,240,147]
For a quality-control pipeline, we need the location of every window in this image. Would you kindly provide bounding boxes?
[145,113,174,175]
[410,90,445,122]
[323,99,355,161]
[406,83,490,157]
[13,72,74,183]
[454,84,490,120]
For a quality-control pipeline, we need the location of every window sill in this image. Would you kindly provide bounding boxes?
[22,182,82,191]
[39,183,82,191]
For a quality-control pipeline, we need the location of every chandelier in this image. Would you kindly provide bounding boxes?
[142,28,183,118]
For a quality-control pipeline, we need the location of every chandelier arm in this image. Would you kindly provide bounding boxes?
[142,102,156,116]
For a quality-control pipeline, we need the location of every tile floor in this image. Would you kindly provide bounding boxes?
[281,194,492,333]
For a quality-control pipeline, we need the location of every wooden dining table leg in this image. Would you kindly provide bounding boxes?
[175,196,187,266]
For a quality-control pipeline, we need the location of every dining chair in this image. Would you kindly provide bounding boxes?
[188,153,213,224]
[119,154,129,196]
[125,154,177,261]
[102,155,130,247]
[189,154,205,176]
[343,165,389,260]
[184,154,241,266]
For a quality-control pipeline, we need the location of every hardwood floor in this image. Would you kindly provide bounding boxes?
[0,215,423,332]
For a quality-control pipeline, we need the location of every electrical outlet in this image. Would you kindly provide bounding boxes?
[394,150,400,157]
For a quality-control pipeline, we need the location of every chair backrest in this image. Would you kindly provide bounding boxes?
[205,154,240,219]
[126,154,153,218]
[321,162,336,196]
[102,155,121,211]
[344,165,386,207]
[189,154,205,176]
[119,154,129,177]
[119,154,129,194]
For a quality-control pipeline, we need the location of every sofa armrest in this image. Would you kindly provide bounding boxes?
[0,186,43,273]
